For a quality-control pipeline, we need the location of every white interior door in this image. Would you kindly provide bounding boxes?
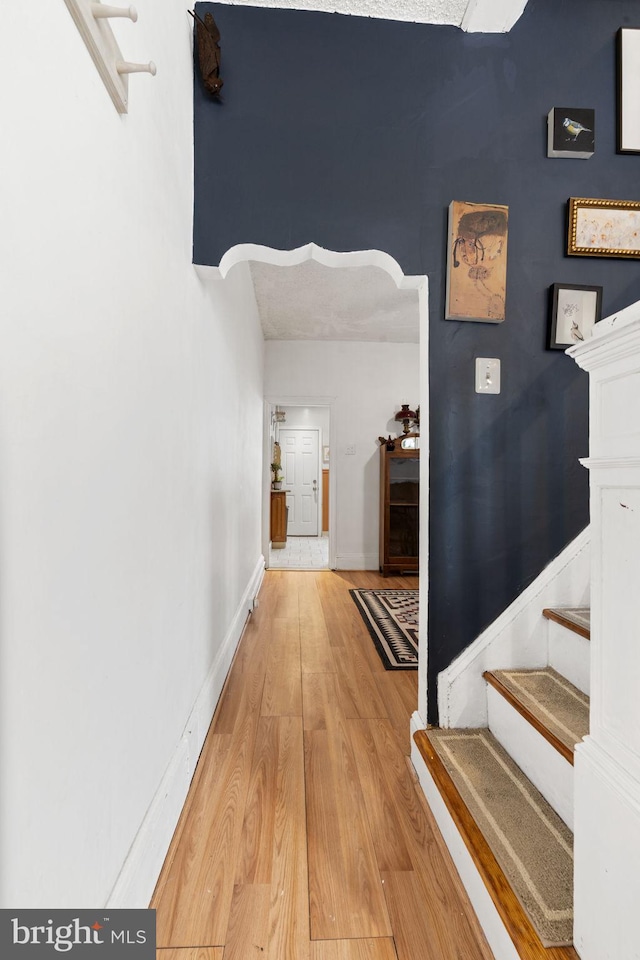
[279,428,319,536]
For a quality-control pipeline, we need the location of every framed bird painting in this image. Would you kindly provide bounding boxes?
[548,283,602,350]
[547,107,594,159]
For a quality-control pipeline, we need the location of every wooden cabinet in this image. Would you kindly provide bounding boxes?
[270,490,287,548]
[379,443,419,576]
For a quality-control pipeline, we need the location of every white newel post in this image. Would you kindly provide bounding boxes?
[568,303,640,960]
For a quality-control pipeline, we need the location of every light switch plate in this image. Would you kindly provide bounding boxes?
[475,358,501,394]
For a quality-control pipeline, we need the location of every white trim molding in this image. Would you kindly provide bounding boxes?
[568,310,640,372]
[411,710,427,736]
[334,553,380,570]
[461,0,527,32]
[580,457,640,471]
[196,241,426,297]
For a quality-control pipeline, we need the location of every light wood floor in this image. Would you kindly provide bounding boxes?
[151,570,494,960]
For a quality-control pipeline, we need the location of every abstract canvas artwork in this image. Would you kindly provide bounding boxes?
[445,201,509,323]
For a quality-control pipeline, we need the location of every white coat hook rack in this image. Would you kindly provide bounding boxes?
[64,1,156,114]
[91,4,138,21]
[117,60,157,76]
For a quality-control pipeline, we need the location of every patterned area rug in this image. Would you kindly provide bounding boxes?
[349,589,418,670]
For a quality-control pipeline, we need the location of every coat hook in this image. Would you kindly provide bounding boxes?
[116,59,157,76]
[91,4,138,21]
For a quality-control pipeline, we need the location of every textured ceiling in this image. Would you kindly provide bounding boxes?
[218,0,468,25]
[249,259,420,342]
[215,0,528,30]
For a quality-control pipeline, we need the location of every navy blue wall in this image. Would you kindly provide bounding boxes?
[194,0,640,722]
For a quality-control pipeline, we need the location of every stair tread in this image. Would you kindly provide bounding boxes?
[415,727,578,958]
[485,667,589,762]
[543,607,590,639]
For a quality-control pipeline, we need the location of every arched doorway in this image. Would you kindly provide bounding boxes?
[196,242,430,725]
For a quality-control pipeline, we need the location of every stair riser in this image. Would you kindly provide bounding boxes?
[547,621,590,696]
[487,686,574,829]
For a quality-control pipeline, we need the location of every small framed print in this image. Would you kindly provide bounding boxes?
[547,107,594,158]
[548,283,602,350]
[322,445,329,465]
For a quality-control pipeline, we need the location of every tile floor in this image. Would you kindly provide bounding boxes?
[269,534,329,569]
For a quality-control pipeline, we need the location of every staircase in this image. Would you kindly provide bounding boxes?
[412,608,590,960]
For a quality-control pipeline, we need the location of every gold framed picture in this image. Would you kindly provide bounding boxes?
[567,197,640,258]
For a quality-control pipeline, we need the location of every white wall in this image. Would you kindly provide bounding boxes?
[0,2,264,908]
[279,405,330,449]
[265,341,419,568]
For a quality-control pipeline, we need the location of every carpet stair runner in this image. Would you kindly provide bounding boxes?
[542,608,590,640]
[484,667,589,765]
[413,608,590,959]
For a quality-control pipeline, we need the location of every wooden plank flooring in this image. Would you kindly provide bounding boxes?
[152,570,493,960]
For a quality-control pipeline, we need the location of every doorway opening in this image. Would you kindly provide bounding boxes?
[266,403,332,570]
[205,240,429,724]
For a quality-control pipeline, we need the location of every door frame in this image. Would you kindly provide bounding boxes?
[263,396,337,569]
[222,236,427,723]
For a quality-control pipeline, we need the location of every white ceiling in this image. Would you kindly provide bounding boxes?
[249,258,420,342]
[219,0,528,32]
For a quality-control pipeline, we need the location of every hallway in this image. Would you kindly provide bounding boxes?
[151,570,493,960]
[268,535,330,569]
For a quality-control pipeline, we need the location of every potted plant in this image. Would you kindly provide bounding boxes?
[271,462,283,489]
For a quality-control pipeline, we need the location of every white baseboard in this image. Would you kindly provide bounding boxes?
[438,527,590,728]
[411,709,427,736]
[334,553,379,570]
[410,738,520,960]
[106,555,265,908]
